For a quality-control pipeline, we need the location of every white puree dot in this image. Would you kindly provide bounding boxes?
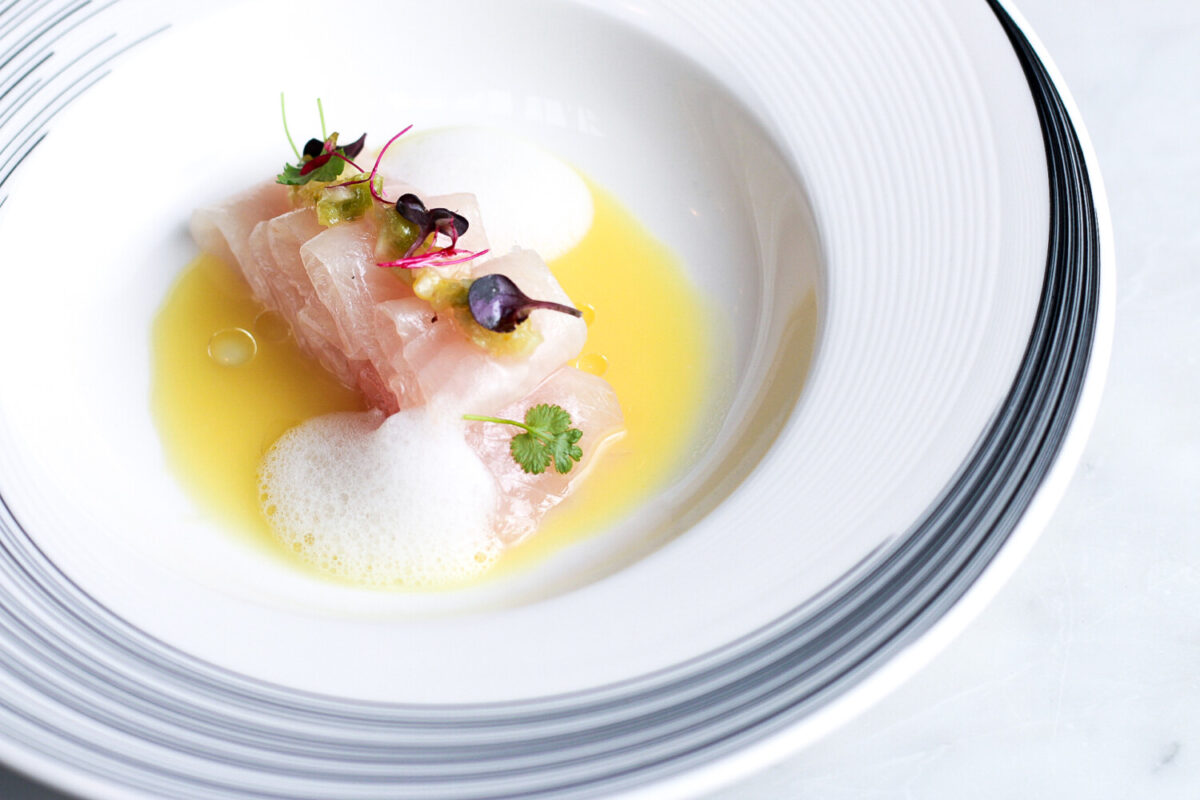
[381,127,593,260]
[259,409,499,588]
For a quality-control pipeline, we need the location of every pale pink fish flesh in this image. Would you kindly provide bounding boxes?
[379,247,587,415]
[465,366,625,543]
[190,180,291,308]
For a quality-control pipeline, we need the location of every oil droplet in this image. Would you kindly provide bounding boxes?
[254,309,291,342]
[574,352,608,376]
[208,328,257,367]
[579,303,596,326]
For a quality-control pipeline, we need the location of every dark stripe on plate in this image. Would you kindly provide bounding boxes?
[0,1,1104,797]
[0,52,52,106]
[0,0,163,203]
[0,0,86,75]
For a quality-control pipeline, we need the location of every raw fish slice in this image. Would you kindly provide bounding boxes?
[258,211,323,324]
[465,366,625,543]
[298,189,485,340]
[195,181,578,416]
[373,296,437,408]
[297,193,497,411]
[254,211,363,391]
[299,219,416,410]
[190,181,290,305]
[193,184,392,407]
[349,360,398,415]
[406,248,586,414]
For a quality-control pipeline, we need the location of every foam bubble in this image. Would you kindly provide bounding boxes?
[258,409,499,588]
[380,127,593,260]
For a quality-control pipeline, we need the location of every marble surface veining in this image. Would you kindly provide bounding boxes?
[0,0,1197,797]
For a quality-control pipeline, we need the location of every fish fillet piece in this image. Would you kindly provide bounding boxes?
[247,209,364,391]
[190,181,292,307]
[377,248,588,416]
[294,189,492,411]
[194,184,515,413]
[465,366,625,543]
[296,218,411,412]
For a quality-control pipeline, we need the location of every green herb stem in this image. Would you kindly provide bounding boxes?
[280,93,301,161]
[461,414,551,442]
[463,405,584,475]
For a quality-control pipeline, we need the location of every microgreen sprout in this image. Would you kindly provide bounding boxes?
[467,273,583,333]
[329,125,414,204]
[276,97,367,186]
[275,113,491,271]
[463,404,584,475]
[395,194,469,253]
[372,190,489,268]
[377,248,491,270]
[280,93,300,160]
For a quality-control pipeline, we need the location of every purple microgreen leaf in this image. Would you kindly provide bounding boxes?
[467,273,582,333]
[396,193,429,227]
[341,132,367,160]
[429,208,469,246]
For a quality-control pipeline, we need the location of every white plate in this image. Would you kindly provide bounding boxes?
[0,0,1112,797]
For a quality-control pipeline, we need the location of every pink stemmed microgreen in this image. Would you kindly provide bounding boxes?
[377,248,491,270]
[328,125,413,204]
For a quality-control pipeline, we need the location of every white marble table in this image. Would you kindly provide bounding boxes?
[1,0,1196,797]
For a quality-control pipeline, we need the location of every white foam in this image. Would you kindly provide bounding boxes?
[380,127,593,260]
[258,409,499,588]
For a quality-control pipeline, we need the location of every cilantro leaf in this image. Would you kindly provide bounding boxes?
[551,427,584,474]
[463,404,584,475]
[275,162,306,185]
[511,432,553,475]
[276,127,363,187]
[277,153,347,186]
[525,403,572,436]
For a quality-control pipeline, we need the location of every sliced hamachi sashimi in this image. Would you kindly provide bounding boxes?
[292,189,490,412]
[194,184,505,413]
[249,210,374,393]
[376,247,587,415]
[190,180,289,265]
[296,218,410,411]
[194,184,394,408]
[465,366,625,543]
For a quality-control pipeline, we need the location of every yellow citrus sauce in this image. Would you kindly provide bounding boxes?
[152,182,711,582]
